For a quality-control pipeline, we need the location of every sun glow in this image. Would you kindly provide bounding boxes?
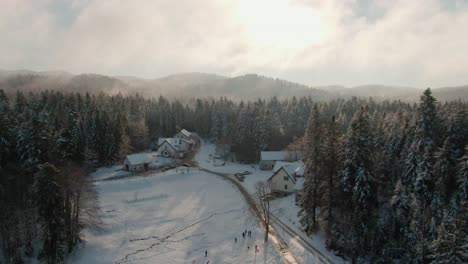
[236,0,326,50]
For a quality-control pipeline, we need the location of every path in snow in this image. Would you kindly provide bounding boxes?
[68,169,282,264]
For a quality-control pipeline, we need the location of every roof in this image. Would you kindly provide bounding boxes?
[273,161,293,173]
[276,161,305,176]
[267,167,297,184]
[157,137,192,150]
[268,160,305,183]
[125,153,155,165]
[293,160,305,176]
[260,151,303,161]
[180,129,191,137]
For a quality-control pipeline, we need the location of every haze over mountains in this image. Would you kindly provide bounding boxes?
[0,69,466,102]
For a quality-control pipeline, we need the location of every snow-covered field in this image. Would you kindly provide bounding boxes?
[195,142,346,264]
[69,169,282,263]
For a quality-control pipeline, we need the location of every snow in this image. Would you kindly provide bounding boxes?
[70,169,282,263]
[194,143,272,194]
[180,129,192,137]
[125,153,156,165]
[196,142,345,264]
[271,161,305,179]
[272,161,292,173]
[91,156,175,181]
[90,165,131,181]
[270,195,347,264]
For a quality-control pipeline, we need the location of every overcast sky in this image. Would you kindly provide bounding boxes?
[1,0,468,87]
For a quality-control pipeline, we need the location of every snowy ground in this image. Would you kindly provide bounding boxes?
[90,165,131,181]
[194,143,272,194]
[69,169,282,264]
[195,142,346,264]
[270,196,347,264]
[90,155,174,181]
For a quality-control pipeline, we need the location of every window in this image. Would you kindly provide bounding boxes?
[285,185,288,190]
[284,176,289,181]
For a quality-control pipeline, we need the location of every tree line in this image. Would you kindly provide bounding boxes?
[299,89,467,263]
[0,88,466,262]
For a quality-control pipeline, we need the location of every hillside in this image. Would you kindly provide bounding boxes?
[0,69,466,101]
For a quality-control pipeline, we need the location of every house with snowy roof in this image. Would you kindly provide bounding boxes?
[267,161,305,194]
[259,151,303,170]
[156,137,192,158]
[174,129,195,144]
[123,153,155,172]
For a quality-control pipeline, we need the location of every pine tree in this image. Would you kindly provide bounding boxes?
[457,147,468,201]
[0,90,12,167]
[338,107,376,260]
[117,113,132,159]
[299,105,323,233]
[429,210,468,264]
[34,163,65,263]
[408,88,440,262]
[323,115,339,231]
[16,110,51,173]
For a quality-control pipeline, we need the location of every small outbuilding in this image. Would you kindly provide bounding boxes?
[123,153,155,172]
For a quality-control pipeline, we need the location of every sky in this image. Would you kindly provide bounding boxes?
[1,0,468,87]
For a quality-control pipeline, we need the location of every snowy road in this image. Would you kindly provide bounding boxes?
[68,170,282,263]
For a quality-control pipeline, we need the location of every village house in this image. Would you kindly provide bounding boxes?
[156,137,192,158]
[259,151,303,170]
[267,161,305,194]
[123,153,155,172]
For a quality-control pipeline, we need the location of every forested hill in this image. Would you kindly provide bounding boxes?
[1,70,467,101]
[0,70,332,100]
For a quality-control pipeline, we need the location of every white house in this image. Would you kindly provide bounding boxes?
[155,137,193,158]
[123,153,155,172]
[174,129,195,144]
[156,139,180,158]
[267,161,305,194]
[259,151,303,170]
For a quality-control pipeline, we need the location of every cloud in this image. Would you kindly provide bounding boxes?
[1,0,468,87]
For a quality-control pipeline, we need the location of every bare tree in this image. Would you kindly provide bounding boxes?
[255,181,271,242]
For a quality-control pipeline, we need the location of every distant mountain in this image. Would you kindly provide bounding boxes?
[398,85,468,102]
[319,84,423,99]
[0,69,466,102]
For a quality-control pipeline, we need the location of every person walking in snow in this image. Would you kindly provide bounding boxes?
[242,232,245,238]
[205,250,207,257]
[235,237,237,243]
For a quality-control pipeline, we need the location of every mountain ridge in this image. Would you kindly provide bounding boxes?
[0,69,466,101]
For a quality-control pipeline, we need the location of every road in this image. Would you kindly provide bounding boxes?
[197,167,302,264]
[270,214,334,264]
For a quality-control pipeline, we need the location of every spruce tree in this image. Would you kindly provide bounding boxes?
[299,105,323,232]
[338,107,376,260]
